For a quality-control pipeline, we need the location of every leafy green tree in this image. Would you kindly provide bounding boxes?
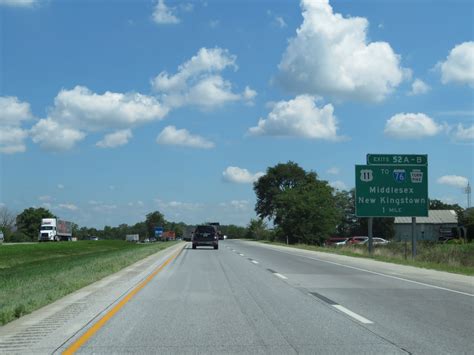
[274,180,339,244]
[246,219,269,240]
[220,224,247,239]
[145,211,165,238]
[0,207,16,238]
[16,207,55,240]
[254,161,309,222]
[334,189,359,237]
[254,162,339,244]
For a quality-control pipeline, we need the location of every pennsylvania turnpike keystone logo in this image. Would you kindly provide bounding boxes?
[410,169,423,183]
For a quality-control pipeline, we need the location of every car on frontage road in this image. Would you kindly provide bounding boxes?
[347,236,369,245]
[324,237,349,246]
[360,237,390,245]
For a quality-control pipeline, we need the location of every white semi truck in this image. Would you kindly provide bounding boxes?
[39,218,73,242]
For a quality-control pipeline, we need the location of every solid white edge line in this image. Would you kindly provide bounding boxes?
[261,246,474,297]
[333,305,373,324]
[251,260,259,264]
[274,273,288,280]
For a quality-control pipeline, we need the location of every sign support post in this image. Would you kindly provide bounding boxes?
[411,217,416,258]
[368,217,373,256]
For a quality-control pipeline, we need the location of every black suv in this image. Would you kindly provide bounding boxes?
[192,225,218,250]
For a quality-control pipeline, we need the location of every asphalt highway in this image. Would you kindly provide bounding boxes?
[61,240,473,354]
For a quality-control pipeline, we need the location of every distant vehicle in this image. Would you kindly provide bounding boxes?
[347,236,369,245]
[39,218,73,242]
[149,237,157,242]
[0,231,4,243]
[438,236,458,244]
[143,238,150,243]
[161,231,176,241]
[192,225,218,250]
[126,234,139,243]
[324,237,348,246]
[208,222,223,240]
[360,237,390,245]
[89,236,99,241]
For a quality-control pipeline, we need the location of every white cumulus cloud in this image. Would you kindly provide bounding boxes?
[30,86,168,151]
[220,200,251,211]
[327,167,340,175]
[0,96,34,154]
[384,113,443,139]
[58,203,79,211]
[0,0,38,7]
[152,47,255,109]
[439,42,474,87]
[409,79,431,96]
[0,96,34,126]
[96,129,133,148]
[277,0,406,102]
[30,118,86,151]
[153,0,180,25]
[329,180,347,191]
[0,127,29,154]
[48,86,168,131]
[437,175,469,189]
[248,95,342,140]
[451,123,474,142]
[222,166,264,184]
[156,126,215,149]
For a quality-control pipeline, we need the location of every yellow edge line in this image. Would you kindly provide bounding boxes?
[62,246,183,355]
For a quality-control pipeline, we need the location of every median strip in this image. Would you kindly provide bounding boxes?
[62,246,183,355]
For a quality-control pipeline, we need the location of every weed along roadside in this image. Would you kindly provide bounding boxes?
[256,240,474,276]
[0,240,179,325]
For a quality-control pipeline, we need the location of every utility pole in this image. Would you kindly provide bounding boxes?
[465,182,471,208]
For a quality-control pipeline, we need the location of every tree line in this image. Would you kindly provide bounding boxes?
[1,161,472,244]
[0,207,248,242]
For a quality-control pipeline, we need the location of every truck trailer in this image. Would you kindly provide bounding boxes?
[126,234,139,243]
[38,218,73,242]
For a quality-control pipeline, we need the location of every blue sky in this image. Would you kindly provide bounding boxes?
[1,0,473,228]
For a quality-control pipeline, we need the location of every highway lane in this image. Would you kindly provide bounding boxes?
[65,241,410,354]
[224,240,474,355]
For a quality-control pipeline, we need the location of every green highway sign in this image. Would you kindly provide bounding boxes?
[367,154,427,166]
[355,165,428,217]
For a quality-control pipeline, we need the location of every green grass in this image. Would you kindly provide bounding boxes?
[0,240,178,325]
[256,240,474,276]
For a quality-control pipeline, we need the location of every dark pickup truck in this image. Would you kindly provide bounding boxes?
[192,225,219,250]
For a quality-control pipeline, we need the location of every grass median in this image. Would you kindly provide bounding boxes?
[255,240,474,276]
[0,240,179,325]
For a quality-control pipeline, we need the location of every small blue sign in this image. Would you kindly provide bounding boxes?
[154,227,164,237]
